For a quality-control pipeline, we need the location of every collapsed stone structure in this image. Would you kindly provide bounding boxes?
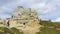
[9,6,39,27]
[6,6,40,34]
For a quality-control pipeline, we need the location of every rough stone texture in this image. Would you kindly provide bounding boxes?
[9,6,41,34]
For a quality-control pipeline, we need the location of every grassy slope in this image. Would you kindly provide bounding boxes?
[36,20,60,34]
[0,27,23,34]
[36,27,60,34]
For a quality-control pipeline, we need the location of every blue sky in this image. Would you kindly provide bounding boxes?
[0,0,60,22]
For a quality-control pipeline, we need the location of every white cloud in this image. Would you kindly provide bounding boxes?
[52,17,60,22]
[31,2,46,9]
[30,2,55,14]
[0,0,60,20]
[0,0,56,14]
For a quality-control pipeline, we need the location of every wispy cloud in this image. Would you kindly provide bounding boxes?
[0,0,60,22]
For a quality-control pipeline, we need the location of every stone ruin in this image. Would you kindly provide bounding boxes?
[3,6,40,34]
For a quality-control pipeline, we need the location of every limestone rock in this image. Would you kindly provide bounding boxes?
[9,6,40,34]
